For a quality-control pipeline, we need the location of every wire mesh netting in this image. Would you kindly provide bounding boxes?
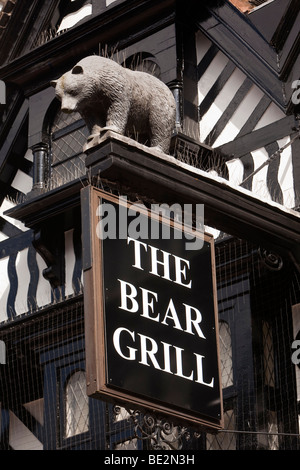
[0,233,299,450]
[49,110,89,190]
[1,111,300,450]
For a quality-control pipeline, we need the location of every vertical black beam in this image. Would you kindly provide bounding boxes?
[42,362,58,450]
[219,274,257,449]
[178,11,200,140]
[0,406,10,450]
[234,289,257,450]
[291,128,300,210]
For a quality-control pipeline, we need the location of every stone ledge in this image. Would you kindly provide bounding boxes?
[5,132,300,270]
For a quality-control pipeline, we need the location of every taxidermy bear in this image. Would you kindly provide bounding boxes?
[51,55,176,153]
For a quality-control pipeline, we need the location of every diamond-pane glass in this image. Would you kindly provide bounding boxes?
[52,110,82,133]
[262,320,275,387]
[65,371,89,438]
[52,127,89,165]
[206,409,236,450]
[219,321,233,388]
[50,110,89,188]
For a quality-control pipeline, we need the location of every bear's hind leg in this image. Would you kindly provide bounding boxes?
[149,104,175,154]
[150,127,172,154]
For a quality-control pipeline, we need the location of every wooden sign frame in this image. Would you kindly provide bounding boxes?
[81,185,223,430]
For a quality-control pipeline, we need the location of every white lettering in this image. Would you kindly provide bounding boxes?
[161,341,173,374]
[138,333,161,370]
[104,454,139,467]
[183,304,206,338]
[112,328,215,387]
[113,327,137,360]
[140,287,159,322]
[161,298,183,332]
[118,280,206,339]
[127,237,147,270]
[194,353,214,387]
[174,346,194,381]
[118,279,139,313]
[126,238,192,288]
[174,256,192,288]
[149,246,172,281]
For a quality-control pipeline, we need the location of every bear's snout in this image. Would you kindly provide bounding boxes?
[61,96,78,113]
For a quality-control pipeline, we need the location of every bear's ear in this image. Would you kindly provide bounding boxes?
[72,65,84,75]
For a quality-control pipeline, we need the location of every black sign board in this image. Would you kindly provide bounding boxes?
[82,186,223,430]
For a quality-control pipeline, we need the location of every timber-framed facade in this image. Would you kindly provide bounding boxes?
[0,0,299,450]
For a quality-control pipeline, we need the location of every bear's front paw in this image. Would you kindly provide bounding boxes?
[83,134,101,152]
[86,133,99,143]
[101,126,123,136]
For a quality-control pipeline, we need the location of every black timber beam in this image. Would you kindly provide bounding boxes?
[217,114,297,158]
[0,99,29,208]
[194,0,299,113]
[0,0,176,93]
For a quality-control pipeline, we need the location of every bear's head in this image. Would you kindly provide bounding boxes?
[51,64,88,114]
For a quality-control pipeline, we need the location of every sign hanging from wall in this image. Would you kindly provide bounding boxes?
[81,186,223,430]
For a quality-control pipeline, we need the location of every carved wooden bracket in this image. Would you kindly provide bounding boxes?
[33,226,65,288]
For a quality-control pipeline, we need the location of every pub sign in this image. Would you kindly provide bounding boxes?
[81,186,223,430]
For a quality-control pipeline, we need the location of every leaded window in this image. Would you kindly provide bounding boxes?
[65,370,89,438]
[219,321,234,389]
[49,109,89,189]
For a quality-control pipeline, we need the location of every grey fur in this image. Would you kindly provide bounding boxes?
[51,56,176,153]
